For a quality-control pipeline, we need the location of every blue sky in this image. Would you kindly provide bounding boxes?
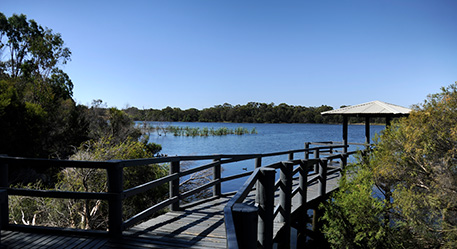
[2,0,456,110]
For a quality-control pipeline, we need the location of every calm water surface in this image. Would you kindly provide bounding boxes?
[144,122,385,192]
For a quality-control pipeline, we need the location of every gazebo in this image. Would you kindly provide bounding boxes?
[321,100,411,152]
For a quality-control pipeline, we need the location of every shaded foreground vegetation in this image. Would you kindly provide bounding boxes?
[321,82,457,249]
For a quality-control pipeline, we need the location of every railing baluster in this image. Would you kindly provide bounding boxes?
[107,161,124,236]
[232,203,258,249]
[304,142,310,160]
[257,168,275,249]
[341,153,348,173]
[298,160,308,212]
[319,159,328,199]
[297,160,309,247]
[313,149,320,173]
[170,160,180,211]
[255,156,262,205]
[278,162,293,248]
[255,156,262,169]
[213,157,221,197]
[312,158,328,233]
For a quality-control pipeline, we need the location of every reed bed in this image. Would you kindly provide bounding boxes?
[140,124,257,137]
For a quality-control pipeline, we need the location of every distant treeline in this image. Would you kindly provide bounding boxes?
[124,102,385,124]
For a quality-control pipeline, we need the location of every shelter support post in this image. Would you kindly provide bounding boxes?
[343,116,348,153]
[365,116,370,148]
[386,116,392,127]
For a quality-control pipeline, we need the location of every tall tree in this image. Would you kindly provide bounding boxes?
[0,12,80,159]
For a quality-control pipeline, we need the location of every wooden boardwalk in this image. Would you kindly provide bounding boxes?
[0,170,340,249]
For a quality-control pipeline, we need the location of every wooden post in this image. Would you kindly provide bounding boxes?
[0,160,8,230]
[170,160,180,211]
[255,157,262,204]
[0,160,7,188]
[278,162,293,248]
[257,168,275,249]
[288,152,294,161]
[107,161,124,237]
[313,149,320,173]
[298,160,308,212]
[0,189,6,238]
[319,159,328,197]
[312,159,328,233]
[297,160,309,247]
[343,116,348,153]
[232,203,258,249]
[386,116,392,127]
[365,116,370,146]
[304,142,310,160]
[340,153,348,173]
[255,156,262,169]
[213,157,221,197]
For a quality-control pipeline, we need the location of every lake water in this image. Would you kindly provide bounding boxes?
[144,122,385,192]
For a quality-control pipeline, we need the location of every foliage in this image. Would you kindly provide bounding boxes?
[8,181,81,228]
[321,154,413,249]
[10,137,169,230]
[0,13,71,79]
[322,82,457,248]
[0,12,86,160]
[125,102,383,124]
[70,136,169,228]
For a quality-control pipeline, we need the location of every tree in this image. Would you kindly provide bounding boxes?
[0,12,80,160]
[321,154,412,248]
[0,13,71,79]
[322,82,457,248]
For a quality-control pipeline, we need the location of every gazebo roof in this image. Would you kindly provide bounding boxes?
[321,100,411,117]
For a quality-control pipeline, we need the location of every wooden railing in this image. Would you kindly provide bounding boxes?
[224,144,359,249]
[0,142,356,240]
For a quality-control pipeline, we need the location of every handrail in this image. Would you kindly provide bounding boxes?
[224,150,352,248]
[0,141,354,239]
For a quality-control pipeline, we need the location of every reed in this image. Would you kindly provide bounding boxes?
[138,123,258,137]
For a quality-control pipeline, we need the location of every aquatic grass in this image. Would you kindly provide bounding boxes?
[139,123,258,137]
